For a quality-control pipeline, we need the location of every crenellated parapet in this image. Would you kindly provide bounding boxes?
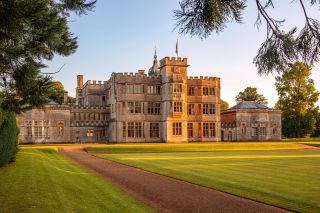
[71,106,109,111]
[187,76,220,86]
[83,80,107,87]
[159,57,188,67]
[112,71,161,84]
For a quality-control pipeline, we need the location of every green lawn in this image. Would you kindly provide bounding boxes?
[89,144,320,213]
[85,142,304,153]
[0,148,153,213]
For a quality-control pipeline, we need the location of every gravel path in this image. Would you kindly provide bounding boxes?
[59,147,291,213]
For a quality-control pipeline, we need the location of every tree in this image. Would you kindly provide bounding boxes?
[236,87,268,105]
[174,1,320,75]
[0,0,96,113]
[275,62,319,138]
[221,99,229,111]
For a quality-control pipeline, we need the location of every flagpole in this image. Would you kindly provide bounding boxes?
[175,39,179,58]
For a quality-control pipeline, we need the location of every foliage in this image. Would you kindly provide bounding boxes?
[235,86,268,105]
[220,99,229,111]
[0,0,96,113]
[0,107,19,167]
[311,112,320,137]
[0,148,152,212]
[92,147,320,212]
[174,0,320,75]
[275,62,319,138]
[67,96,76,104]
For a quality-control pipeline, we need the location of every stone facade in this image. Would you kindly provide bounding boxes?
[17,53,221,143]
[221,101,282,141]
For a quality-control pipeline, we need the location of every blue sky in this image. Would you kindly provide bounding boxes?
[45,0,320,107]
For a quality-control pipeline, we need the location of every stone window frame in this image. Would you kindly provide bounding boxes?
[187,86,195,96]
[202,87,209,96]
[173,102,183,113]
[57,121,64,136]
[173,84,182,93]
[147,85,161,95]
[25,120,32,137]
[202,103,215,115]
[172,122,182,136]
[187,123,193,137]
[150,123,160,138]
[209,87,215,96]
[188,104,195,115]
[86,129,94,137]
[148,102,161,114]
[241,122,247,135]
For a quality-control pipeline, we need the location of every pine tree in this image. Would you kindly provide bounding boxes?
[0,0,96,113]
[174,1,320,75]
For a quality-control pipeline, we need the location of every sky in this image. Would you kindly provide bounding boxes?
[44,0,320,108]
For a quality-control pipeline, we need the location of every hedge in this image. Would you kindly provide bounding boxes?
[0,110,19,167]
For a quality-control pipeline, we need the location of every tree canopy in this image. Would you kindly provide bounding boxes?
[221,99,229,111]
[0,0,96,113]
[174,0,320,75]
[235,86,268,105]
[275,62,319,138]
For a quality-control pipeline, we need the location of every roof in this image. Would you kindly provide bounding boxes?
[229,101,269,110]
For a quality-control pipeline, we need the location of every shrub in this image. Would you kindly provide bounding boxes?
[0,110,19,167]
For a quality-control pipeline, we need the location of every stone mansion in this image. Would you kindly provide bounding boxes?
[17,52,281,143]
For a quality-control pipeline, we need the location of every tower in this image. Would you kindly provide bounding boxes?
[160,57,189,142]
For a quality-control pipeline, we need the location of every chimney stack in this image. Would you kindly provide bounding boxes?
[77,75,83,89]
[64,91,68,104]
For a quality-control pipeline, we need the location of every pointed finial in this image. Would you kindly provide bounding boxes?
[154,46,157,60]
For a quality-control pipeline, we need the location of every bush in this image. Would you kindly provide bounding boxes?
[0,110,19,167]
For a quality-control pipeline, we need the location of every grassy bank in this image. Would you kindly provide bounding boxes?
[89,144,320,212]
[0,148,153,213]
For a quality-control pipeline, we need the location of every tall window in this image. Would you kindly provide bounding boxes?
[135,102,142,113]
[44,120,49,138]
[135,122,142,138]
[272,124,277,135]
[209,123,215,137]
[202,104,215,115]
[188,104,195,115]
[203,123,215,137]
[128,122,134,137]
[203,87,209,95]
[187,123,193,137]
[173,102,182,113]
[26,121,32,137]
[252,125,259,136]
[209,88,215,96]
[188,87,195,96]
[172,122,182,136]
[203,123,209,137]
[173,84,182,93]
[34,121,42,138]
[148,102,161,114]
[241,123,246,134]
[128,102,142,114]
[127,84,143,94]
[150,123,160,138]
[260,127,266,136]
[123,122,126,137]
[57,121,64,136]
[127,122,143,138]
[134,84,143,93]
[147,85,161,94]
